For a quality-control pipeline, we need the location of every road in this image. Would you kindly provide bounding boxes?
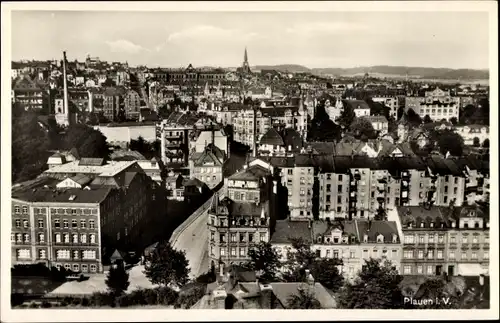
[171,208,209,279]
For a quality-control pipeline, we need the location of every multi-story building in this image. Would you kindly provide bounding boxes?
[365,116,389,136]
[454,125,489,146]
[249,155,314,221]
[371,96,399,119]
[256,127,303,157]
[271,218,402,280]
[124,89,142,120]
[447,205,489,276]
[103,87,125,122]
[344,100,371,117]
[12,75,49,110]
[207,164,277,273]
[398,206,451,276]
[405,87,460,121]
[189,144,226,189]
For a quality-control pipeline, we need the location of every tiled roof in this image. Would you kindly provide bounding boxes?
[259,128,284,146]
[344,99,370,110]
[397,206,453,227]
[269,282,336,309]
[12,183,111,204]
[356,220,400,243]
[270,220,312,244]
[228,164,270,181]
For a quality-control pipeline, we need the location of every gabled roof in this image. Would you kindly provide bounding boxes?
[356,220,400,243]
[259,127,285,146]
[228,164,270,181]
[270,220,312,244]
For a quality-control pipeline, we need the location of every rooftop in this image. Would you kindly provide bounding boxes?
[270,220,312,244]
[44,160,138,177]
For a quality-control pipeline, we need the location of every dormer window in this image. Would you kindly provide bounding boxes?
[377,234,384,243]
[420,222,425,228]
[363,234,368,243]
[408,223,413,228]
[452,222,456,228]
[317,236,322,243]
[430,222,434,228]
[392,234,397,243]
[326,238,331,243]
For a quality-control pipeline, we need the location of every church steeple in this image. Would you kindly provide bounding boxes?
[241,47,251,74]
[244,47,248,65]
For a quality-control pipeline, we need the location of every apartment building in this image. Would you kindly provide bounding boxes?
[208,164,277,273]
[249,155,314,221]
[405,87,460,121]
[12,75,49,110]
[123,89,142,121]
[189,144,226,189]
[371,96,399,119]
[398,206,451,276]
[447,205,490,276]
[271,219,402,280]
[256,127,303,157]
[454,125,489,146]
[103,87,125,122]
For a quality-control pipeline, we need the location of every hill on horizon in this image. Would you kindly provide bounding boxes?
[249,64,489,80]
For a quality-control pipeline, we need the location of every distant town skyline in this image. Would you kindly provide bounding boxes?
[11,11,490,70]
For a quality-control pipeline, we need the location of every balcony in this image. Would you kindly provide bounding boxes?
[165,142,181,148]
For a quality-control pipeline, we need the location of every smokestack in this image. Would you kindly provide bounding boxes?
[88,90,93,113]
[62,51,69,122]
[252,108,257,157]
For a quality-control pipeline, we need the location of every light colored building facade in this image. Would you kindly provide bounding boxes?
[454,125,489,146]
[405,87,460,121]
[372,96,399,119]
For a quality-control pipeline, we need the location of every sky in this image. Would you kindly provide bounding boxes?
[11,11,490,69]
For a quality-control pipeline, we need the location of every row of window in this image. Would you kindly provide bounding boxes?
[211,232,267,243]
[211,247,246,257]
[14,219,96,229]
[56,249,97,260]
[404,250,489,260]
[404,233,488,244]
[12,232,97,244]
[12,206,99,216]
[55,263,98,273]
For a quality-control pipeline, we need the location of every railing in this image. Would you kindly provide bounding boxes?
[169,181,225,248]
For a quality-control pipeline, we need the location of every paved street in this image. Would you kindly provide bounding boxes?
[171,208,209,279]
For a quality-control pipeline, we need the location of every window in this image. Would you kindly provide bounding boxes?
[89,220,95,229]
[337,185,343,193]
[418,250,424,259]
[64,234,70,243]
[288,169,293,175]
[219,233,226,243]
[484,251,489,259]
[17,249,31,259]
[38,233,45,243]
[485,235,489,244]
[239,248,245,257]
[427,266,433,275]
[14,206,20,214]
[72,234,78,243]
[462,236,468,244]
[444,196,448,204]
[73,250,79,259]
[90,234,96,244]
[23,220,29,228]
[404,234,415,244]
[81,220,86,229]
[63,220,69,228]
[472,236,478,244]
[73,264,80,272]
[428,250,434,259]
[461,252,467,260]
[15,219,21,228]
[333,250,339,259]
[417,265,423,274]
[419,235,425,244]
[38,220,44,228]
[249,233,254,242]
[437,250,443,259]
[471,252,477,259]
[260,233,266,242]
[438,235,444,244]
[449,251,455,259]
[230,234,236,242]
[72,220,77,228]
[90,265,97,273]
[55,233,61,243]
[38,249,46,259]
[350,251,356,258]
[220,248,225,256]
[22,206,28,214]
[403,266,412,274]
[404,250,413,259]
[83,250,96,259]
[81,234,87,243]
[55,219,60,228]
[56,250,70,260]
[23,233,30,243]
[231,248,236,256]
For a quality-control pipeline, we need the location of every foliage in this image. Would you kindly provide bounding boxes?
[406,108,422,127]
[174,283,206,309]
[482,139,489,148]
[63,123,111,159]
[336,101,356,129]
[409,278,460,309]
[195,269,216,284]
[374,206,387,221]
[423,115,432,124]
[244,242,281,282]
[41,301,52,308]
[129,136,160,159]
[11,110,52,182]
[337,258,404,309]
[286,285,322,309]
[90,292,116,307]
[450,117,458,125]
[144,241,190,288]
[349,117,378,140]
[366,99,390,119]
[11,294,25,307]
[473,137,481,147]
[105,263,130,296]
[307,103,342,142]
[282,238,344,292]
[433,129,465,156]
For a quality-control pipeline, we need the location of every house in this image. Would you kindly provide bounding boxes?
[257,126,304,157]
[344,100,370,117]
[165,173,186,201]
[365,115,389,136]
[454,125,489,146]
[189,144,226,189]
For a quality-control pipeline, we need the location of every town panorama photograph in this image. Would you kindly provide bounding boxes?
[1,1,497,320]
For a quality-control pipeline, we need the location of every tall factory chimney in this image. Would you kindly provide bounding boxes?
[62,51,70,123]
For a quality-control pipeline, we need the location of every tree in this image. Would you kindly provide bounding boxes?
[473,137,481,147]
[105,263,130,296]
[336,102,356,129]
[307,103,342,142]
[282,238,344,292]
[337,258,404,309]
[450,117,458,125]
[423,115,432,124]
[63,124,111,159]
[406,108,422,126]
[286,285,322,309]
[459,104,476,125]
[12,110,52,182]
[410,278,460,309]
[243,242,281,282]
[434,129,464,156]
[144,241,190,288]
[482,138,489,148]
[349,117,377,140]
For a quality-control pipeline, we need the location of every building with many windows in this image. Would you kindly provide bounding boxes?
[207,164,277,274]
[405,87,460,121]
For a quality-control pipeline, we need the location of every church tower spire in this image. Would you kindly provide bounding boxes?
[244,47,248,65]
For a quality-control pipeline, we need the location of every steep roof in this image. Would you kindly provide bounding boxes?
[259,127,284,146]
[270,220,312,244]
[356,220,400,243]
[228,164,270,181]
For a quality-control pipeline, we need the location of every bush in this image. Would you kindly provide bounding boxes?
[28,302,39,308]
[41,301,52,308]
[71,297,81,306]
[90,292,115,307]
[116,294,131,308]
[80,298,90,307]
[156,286,179,305]
[175,283,206,309]
[144,289,158,305]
